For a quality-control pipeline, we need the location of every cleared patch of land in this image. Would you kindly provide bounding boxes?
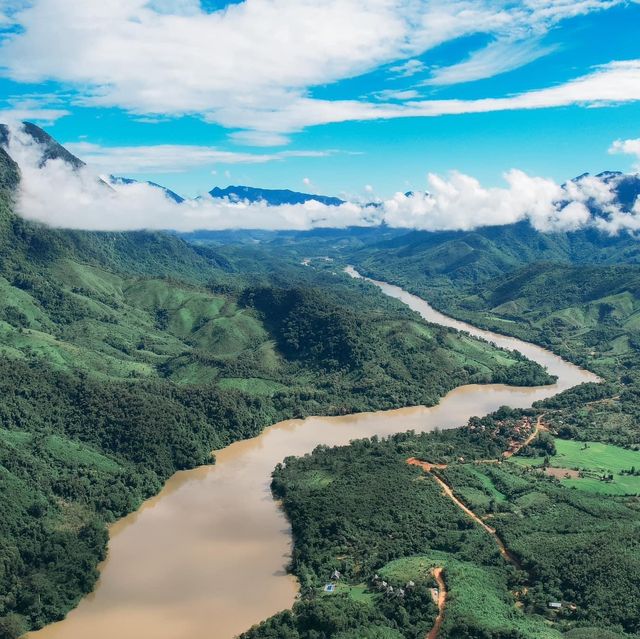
[513,439,640,495]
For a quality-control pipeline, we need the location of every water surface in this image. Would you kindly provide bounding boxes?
[29,269,598,639]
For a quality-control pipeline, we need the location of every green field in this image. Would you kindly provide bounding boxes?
[514,439,640,495]
[321,582,375,604]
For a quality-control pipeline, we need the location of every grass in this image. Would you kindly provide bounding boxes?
[301,469,334,489]
[0,257,278,386]
[0,428,123,474]
[513,439,640,495]
[467,465,508,502]
[446,333,523,373]
[46,435,123,473]
[320,582,375,604]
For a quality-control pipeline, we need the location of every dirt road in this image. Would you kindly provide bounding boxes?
[407,459,521,568]
[426,567,447,639]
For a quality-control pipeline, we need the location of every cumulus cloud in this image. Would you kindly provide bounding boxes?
[383,170,590,232]
[4,124,640,235]
[0,0,630,141]
[609,138,640,171]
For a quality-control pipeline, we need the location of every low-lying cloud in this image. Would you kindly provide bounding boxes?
[4,124,640,235]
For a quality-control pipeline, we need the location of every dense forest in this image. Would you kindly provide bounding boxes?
[0,135,553,637]
[242,426,640,639]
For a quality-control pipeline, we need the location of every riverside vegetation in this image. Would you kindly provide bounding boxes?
[0,139,552,637]
[229,198,640,639]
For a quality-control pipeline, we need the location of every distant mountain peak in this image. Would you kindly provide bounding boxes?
[208,185,345,207]
[0,121,85,170]
[110,175,185,203]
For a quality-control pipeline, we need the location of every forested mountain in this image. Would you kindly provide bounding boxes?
[0,127,550,637]
[208,185,345,206]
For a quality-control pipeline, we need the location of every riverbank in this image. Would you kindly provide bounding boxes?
[28,271,597,639]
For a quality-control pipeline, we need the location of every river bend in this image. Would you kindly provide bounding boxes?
[29,269,598,639]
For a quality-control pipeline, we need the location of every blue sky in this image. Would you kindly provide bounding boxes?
[1,0,640,200]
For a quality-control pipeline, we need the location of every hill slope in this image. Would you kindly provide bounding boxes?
[0,126,554,637]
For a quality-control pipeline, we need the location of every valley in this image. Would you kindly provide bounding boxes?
[0,131,558,639]
[24,269,593,639]
[2,3,640,638]
[0,124,639,639]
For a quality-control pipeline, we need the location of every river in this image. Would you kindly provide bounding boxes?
[29,268,599,639]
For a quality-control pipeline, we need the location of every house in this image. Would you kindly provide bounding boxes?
[331,569,342,581]
[548,602,562,609]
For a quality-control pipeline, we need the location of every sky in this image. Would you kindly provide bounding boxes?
[1,0,640,200]
[1,1,640,231]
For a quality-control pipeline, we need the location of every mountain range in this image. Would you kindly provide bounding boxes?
[3,122,640,225]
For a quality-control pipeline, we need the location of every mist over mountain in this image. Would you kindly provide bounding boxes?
[0,122,85,170]
[1,121,640,237]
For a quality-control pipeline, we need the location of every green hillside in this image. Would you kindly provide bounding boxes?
[0,144,554,636]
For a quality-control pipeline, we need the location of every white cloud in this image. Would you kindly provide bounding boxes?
[62,141,337,174]
[388,59,426,79]
[227,130,291,147]
[227,60,640,136]
[372,89,421,101]
[4,124,640,235]
[0,0,629,141]
[0,94,70,125]
[423,38,557,86]
[422,0,622,86]
[381,170,587,232]
[0,107,69,125]
[6,124,368,230]
[609,138,640,171]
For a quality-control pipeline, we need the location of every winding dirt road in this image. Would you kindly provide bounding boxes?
[427,567,447,639]
[407,458,522,568]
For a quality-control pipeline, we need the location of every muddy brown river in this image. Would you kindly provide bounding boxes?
[29,268,599,639]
